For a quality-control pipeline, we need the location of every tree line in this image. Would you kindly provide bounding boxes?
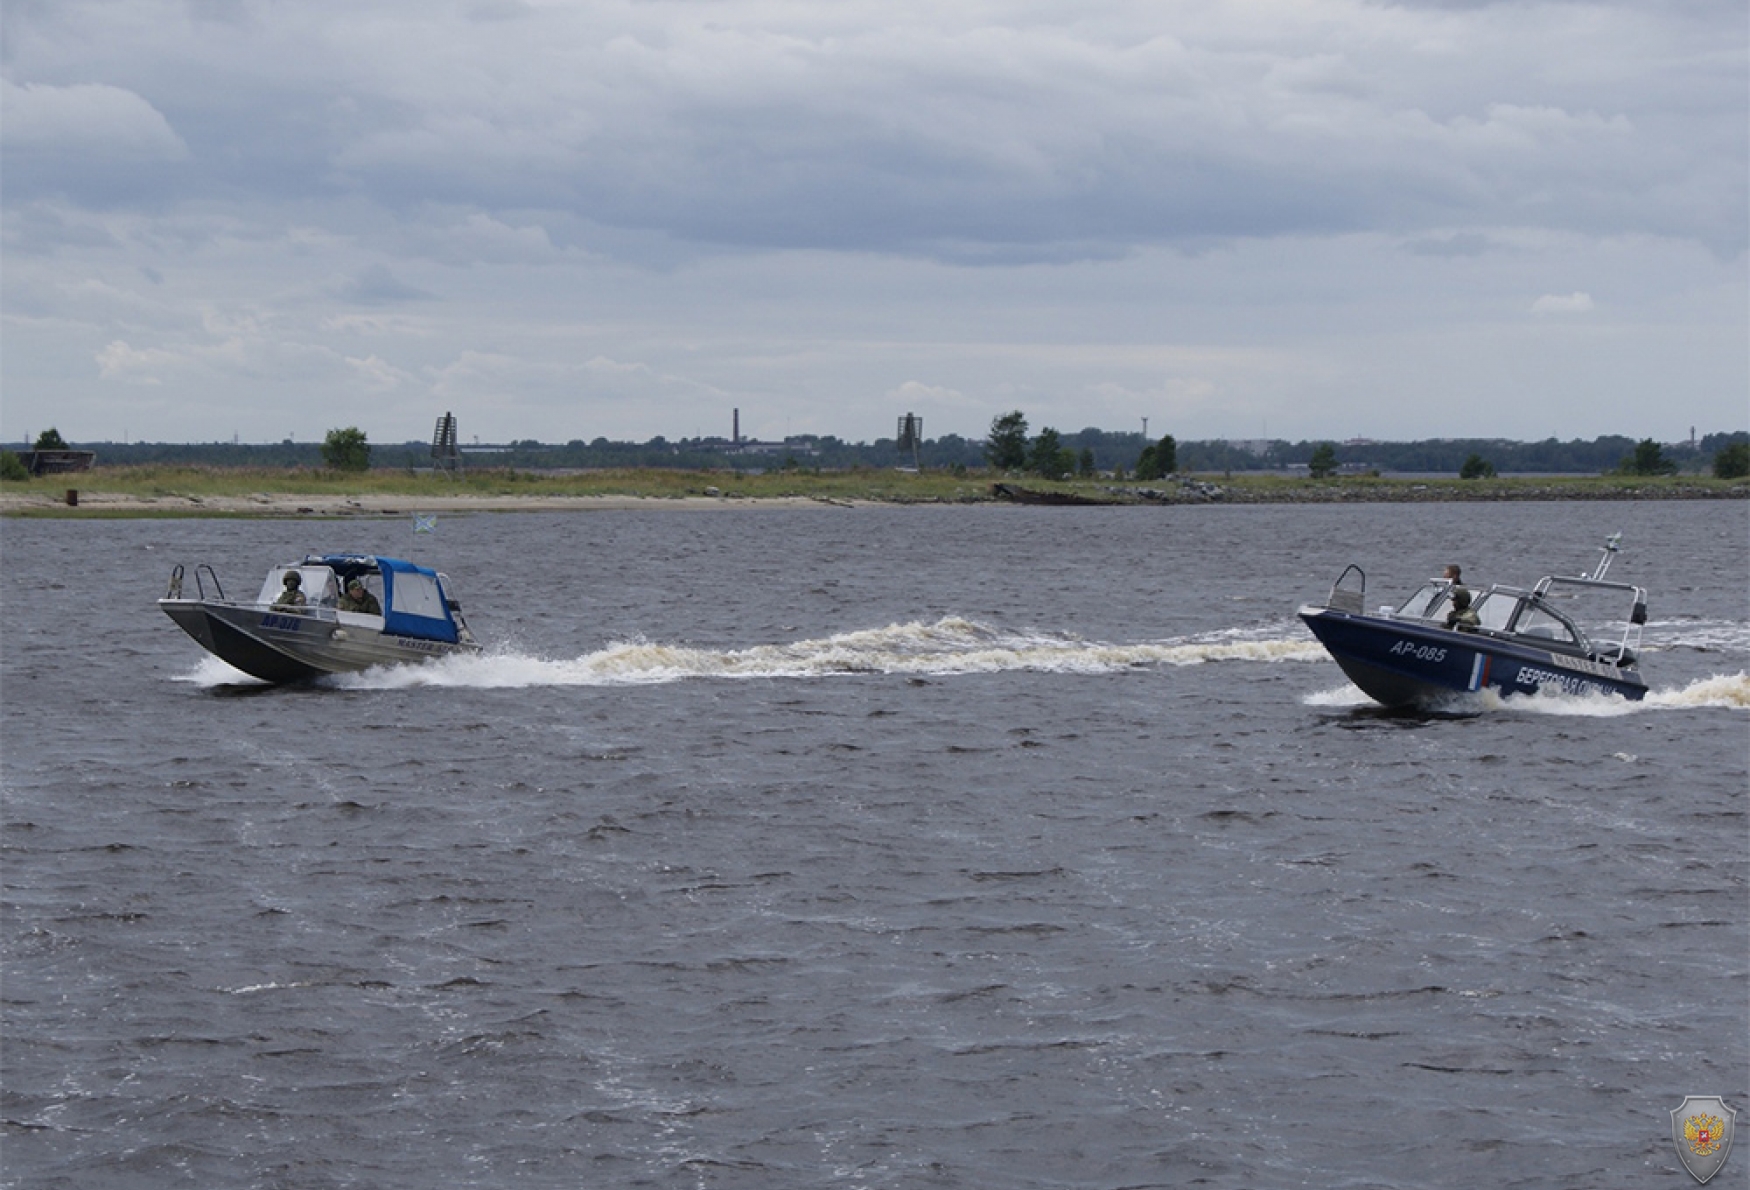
[977,414,1747,480]
[5,423,1747,480]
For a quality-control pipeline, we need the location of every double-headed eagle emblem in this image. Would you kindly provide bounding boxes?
[1684,1112,1725,1156]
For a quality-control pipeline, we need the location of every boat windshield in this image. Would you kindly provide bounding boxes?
[1510,598,1584,649]
[1394,581,1455,620]
[257,566,339,608]
[1514,577,1641,654]
[1395,580,1515,633]
[1471,590,1516,632]
[1355,546,1645,664]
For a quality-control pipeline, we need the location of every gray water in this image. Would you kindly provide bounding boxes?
[3,500,1746,1189]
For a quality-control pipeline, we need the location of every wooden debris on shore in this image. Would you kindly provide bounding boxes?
[992,476,1229,505]
[991,483,1130,506]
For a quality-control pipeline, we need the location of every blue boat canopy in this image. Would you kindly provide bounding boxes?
[304,554,463,643]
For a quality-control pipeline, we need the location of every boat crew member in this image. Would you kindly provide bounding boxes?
[1443,562,1472,607]
[338,578,382,615]
[273,572,306,607]
[1445,586,1480,631]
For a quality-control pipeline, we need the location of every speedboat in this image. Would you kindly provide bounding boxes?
[160,553,481,683]
[1299,534,1648,708]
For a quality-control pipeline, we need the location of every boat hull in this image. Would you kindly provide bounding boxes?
[1299,607,1647,709]
[161,599,479,683]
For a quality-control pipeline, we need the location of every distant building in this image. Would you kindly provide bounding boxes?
[725,438,818,457]
[721,409,817,456]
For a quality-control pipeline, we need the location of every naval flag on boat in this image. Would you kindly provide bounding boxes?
[413,513,437,534]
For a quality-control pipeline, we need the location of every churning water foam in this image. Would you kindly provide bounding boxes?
[172,614,1747,708]
[176,615,1325,690]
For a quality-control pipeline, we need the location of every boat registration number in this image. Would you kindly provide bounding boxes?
[1389,640,1447,663]
[262,613,304,631]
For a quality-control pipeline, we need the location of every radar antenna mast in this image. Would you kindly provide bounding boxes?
[1587,532,1622,581]
[431,412,461,475]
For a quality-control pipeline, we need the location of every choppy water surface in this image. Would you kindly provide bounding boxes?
[4,500,1746,1189]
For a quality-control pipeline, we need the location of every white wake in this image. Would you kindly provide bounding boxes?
[166,615,1324,689]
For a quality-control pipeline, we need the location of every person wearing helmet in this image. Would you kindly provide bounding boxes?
[273,571,307,608]
[1445,585,1480,631]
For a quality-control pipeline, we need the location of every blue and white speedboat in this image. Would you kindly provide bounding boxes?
[1299,535,1648,709]
[160,553,480,683]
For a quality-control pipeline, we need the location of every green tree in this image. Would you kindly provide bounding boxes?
[1459,453,1496,479]
[0,450,30,481]
[1133,433,1177,480]
[1077,447,1096,477]
[1152,433,1177,476]
[321,426,372,472]
[1308,442,1339,478]
[1621,438,1676,476]
[1712,441,1749,479]
[1028,427,1074,479]
[33,428,68,450]
[984,411,1029,471]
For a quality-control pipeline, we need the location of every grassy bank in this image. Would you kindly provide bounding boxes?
[2,464,986,503]
[1193,472,1748,503]
[1,463,1744,517]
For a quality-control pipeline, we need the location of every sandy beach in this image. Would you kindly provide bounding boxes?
[1,477,1741,516]
[0,489,867,516]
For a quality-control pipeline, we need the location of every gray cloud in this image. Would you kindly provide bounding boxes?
[0,0,1743,445]
[1402,233,1496,258]
[8,3,1742,257]
[329,263,433,306]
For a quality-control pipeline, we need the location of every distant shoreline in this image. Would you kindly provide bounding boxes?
[0,491,846,517]
[2,475,1744,518]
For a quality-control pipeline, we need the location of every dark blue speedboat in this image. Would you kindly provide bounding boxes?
[1299,535,1648,709]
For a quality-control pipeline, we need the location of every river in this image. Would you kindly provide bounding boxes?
[3,499,1745,1188]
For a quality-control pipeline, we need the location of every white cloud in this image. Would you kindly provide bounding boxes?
[0,79,188,160]
[94,340,171,384]
[1531,291,1595,315]
[583,356,653,378]
[344,354,414,391]
[888,380,970,410]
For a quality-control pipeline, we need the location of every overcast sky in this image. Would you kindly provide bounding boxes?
[2,0,1744,448]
